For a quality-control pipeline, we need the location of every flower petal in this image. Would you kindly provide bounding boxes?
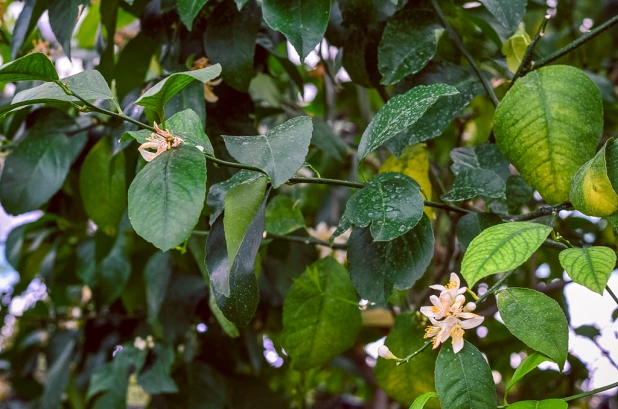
[452,337,464,353]
[460,315,484,329]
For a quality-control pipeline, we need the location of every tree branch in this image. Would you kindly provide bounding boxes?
[511,15,551,85]
[530,14,618,72]
[431,0,499,107]
[506,201,571,222]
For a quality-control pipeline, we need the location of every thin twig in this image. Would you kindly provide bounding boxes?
[507,201,572,222]
[430,0,499,107]
[511,15,551,85]
[266,233,348,250]
[477,269,517,304]
[606,286,618,305]
[531,14,618,72]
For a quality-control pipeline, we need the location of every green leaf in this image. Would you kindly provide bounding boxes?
[137,344,178,394]
[494,66,603,204]
[39,331,76,408]
[441,168,506,202]
[358,84,459,160]
[97,217,132,305]
[348,214,434,304]
[409,392,439,409]
[344,172,424,241]
[134,65,222,120]
[0,52,58,82]
[502,25,531,74]
[165,81,206,128]
[115,32,159,102]
[574,324,601,339]
[497,288,569,369]
[506,352,550,394]
[223,177,269,288]
[282,257,361,370]
[223,116,313,188]
[206,180,269,327]
[265,195,305,236]
[456,212,503,252]
[209,284,240,338]
[606,137,618,196]
[0,130,85,215]
[378,10,439,85]
[558,246,616,294]
[10,0,46,58]
[435,341,497,409]
[311,118,348,162]
[570,139,618,217]
[167,109,214,154]
[207,170,266,225]
[178,0,209,29]
[204,0,261,91]
[375,312,436,406]
[461,222,553,288]
[480,0,527,32]
[79,136,126,236]
[128,145,207,251]
[48,0,86,60]
[450,143,510,181]
[144,251,172,324]
[262,0,330,60]
[7,70,114,114]
[508,400,567,409]
[506,175,534,213]
[386,62,484,156]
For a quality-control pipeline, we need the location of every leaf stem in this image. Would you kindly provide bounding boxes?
[430,0,499,107]
[606,286,618,305]
[511,15,551,85]
[530,14,618,72]
[562,380,618,402]
[476,269,516,304]
[396,341,432,365]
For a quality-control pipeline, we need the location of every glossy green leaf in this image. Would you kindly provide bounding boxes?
[358,84,459,160]
[409,392,439,409]
[570,139,618,217]
[204,0,261,91]
[178,0,209,29]
[265,195,305,236]
[451,143,510,181]
[494,66,603,204]
[79,136,126,236]
[144,251,172,324]
[262,0,330,60]
[0,130,85,215]
[348,214,434,304]
[375,312,436,406]
[165,81,206,128]
[223,177,269,290]
[134,65,222,120]
[206,182,269,327]
[606,137,618,196]
[386,62,484,156]
[480,0,527,32]
[223,116,313,188]
[311,118,348,162]
[10,0,46,58]
[0,52,58,82]
[378,10,439,85]
[435,341,496,409]
[461,222,553,287]
[558,246,616,294]
[209,284,240,338]
[506,352,550,393]
[456,212,503,251]
[344,172,424,241]
[506,175,534,212]
[508,400,567,409]
[282,257,361,370]
[207,170,266,225]
[497,288,569,368]
[441,169,506,202]
[502,25,531,74]
[48,0,86,60]
[128,145,207,251]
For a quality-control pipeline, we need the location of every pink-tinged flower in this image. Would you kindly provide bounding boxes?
[420,273,484,353]
[138,122,185,162]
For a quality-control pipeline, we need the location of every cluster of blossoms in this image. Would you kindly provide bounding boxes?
[134,335,155,351]
[420,273,484,353]
[138,123,185,162]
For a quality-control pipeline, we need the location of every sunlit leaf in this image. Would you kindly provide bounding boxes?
[558,246,616,294]
[0,52,58,82]
[502,25,531,74]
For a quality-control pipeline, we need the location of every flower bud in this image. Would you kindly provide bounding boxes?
[464,302,477,312]
[134,337,147,351]
[378,345,398,360]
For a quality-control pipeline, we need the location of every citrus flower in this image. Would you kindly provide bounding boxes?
[138,122,184,162]
[307,222,350,263]
[378,345,398,360]
[420,273,484,353]
[192,57,222,103]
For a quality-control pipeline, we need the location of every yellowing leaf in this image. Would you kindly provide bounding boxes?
[502,25,531,74]
[380,144,434,218]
